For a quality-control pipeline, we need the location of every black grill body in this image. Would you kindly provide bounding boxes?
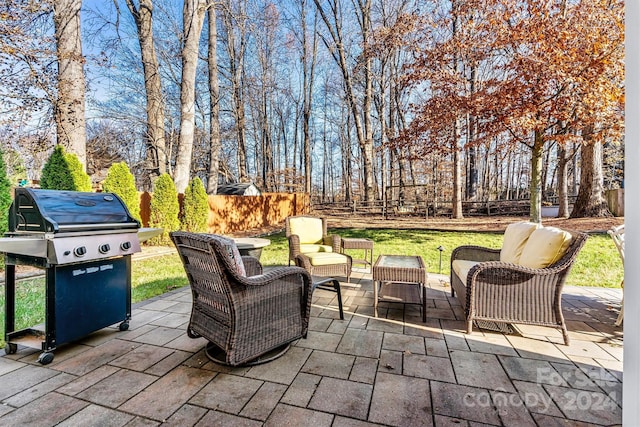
[2,189,141,364]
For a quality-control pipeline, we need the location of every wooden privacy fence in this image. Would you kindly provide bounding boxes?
[140,192,309,234]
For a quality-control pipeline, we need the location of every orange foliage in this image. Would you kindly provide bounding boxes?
[394,0,624,152]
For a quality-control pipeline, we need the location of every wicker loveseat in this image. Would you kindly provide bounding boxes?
[170,232,313,366]
[450,222,588,345]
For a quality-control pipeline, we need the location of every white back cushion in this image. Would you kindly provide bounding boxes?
[500,222,540,264]
[519,227,573,269]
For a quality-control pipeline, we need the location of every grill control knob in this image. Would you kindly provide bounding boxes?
[121,241,132,251]
[99,244,111,254]
[74,246,87,257]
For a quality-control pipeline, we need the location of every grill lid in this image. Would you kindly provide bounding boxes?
[9,188,140,233]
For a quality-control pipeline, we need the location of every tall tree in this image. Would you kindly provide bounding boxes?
[173,0,207,193]
[313,0,375,201]
[298,0,318,195]
[220,0,249,182]
[206,0,221,194]
[125,0,167,190]
[53,0,87,168]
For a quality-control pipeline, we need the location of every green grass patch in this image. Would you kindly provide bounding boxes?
[1,229,623,350]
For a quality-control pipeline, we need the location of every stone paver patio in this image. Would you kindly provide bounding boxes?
[1,265,623,426]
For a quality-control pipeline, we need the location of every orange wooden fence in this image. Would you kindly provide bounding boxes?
[140,192,309,234]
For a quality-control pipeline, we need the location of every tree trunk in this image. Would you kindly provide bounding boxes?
[53,0,86,169]
[557,143,569,217]
[452,118,463,219]
[301,0,318,195]
[529,130,544,223]
[222,1,248,181]
[174,0,206,193]
[207,2,220,194]
[571,135,611,217]
[126,0,167,190]
[313,0,375,201]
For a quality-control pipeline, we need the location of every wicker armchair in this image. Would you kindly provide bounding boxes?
[170,232,313,366]
[286,215,351,281]
[450,229,588,345]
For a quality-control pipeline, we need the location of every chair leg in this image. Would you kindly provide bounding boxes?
[615,299,623,326]
[561,325,571,346]
[615,279,623,326]
[466,319,473,334]
[330,279,344,320]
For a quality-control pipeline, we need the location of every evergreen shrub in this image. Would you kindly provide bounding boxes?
[0,150,12,236]
[102,162,141,223]
[148,173,179,245]
[40,145,91,191]
[180,177,209,232]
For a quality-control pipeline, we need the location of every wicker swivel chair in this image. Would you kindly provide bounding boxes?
[450,225,588,345]
[285,215,351,281]
[170,232,313,366]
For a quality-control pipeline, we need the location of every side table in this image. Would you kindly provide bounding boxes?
[233,237,270,260]
[341,238,374,272]
[373,255,427,322]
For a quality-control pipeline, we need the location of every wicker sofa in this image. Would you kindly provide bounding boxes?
[450,223,588,345]
[170,232,313,366]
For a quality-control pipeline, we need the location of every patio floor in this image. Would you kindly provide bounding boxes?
[0,264,624,426]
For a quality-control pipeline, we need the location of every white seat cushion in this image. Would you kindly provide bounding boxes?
[519,227,573,269]
[306,252,349,266]
[452,259,480,282]
[500,222,540,264]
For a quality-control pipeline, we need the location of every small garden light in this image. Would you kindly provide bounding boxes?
[437,245,445,274]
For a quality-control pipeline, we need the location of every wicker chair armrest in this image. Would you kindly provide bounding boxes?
[468,261,562,283]
[326,235,342,252]
[294,253,312,271]
[242,256,263,276]
[288,234,302,258]
[235,265,311,287]
[451,245,501,263]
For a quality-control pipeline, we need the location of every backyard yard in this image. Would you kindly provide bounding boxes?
[0,215,624,349]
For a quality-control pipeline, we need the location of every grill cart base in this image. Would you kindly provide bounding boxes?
[4,256,132,365]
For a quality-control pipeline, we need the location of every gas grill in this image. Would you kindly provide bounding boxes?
[1,188,144,364]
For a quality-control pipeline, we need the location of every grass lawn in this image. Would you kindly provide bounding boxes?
[0,229,623,349]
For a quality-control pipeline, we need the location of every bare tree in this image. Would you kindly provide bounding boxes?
[313,0,375,201]
[207,0,221,194]
[53,0,86,168]
[125,0,167,190]
[220,0,249,182]
[173,0,207,193]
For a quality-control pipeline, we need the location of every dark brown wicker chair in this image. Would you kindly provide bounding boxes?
[450,230,588,345]
[286,215,351,281]
[170,231,313,366]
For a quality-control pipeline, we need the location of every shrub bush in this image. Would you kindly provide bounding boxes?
[148,173,179,245]
[102,162,141,223]
[180,177,209,232]
[40,145,91,191]
[0,150,12,236]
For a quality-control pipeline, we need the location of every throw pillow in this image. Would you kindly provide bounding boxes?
[519,227,573,269]
[500,221,540,264]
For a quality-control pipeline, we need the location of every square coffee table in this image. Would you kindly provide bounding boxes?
[373,255,427,322]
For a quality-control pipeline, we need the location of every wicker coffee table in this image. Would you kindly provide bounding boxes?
[373,255,427,322]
